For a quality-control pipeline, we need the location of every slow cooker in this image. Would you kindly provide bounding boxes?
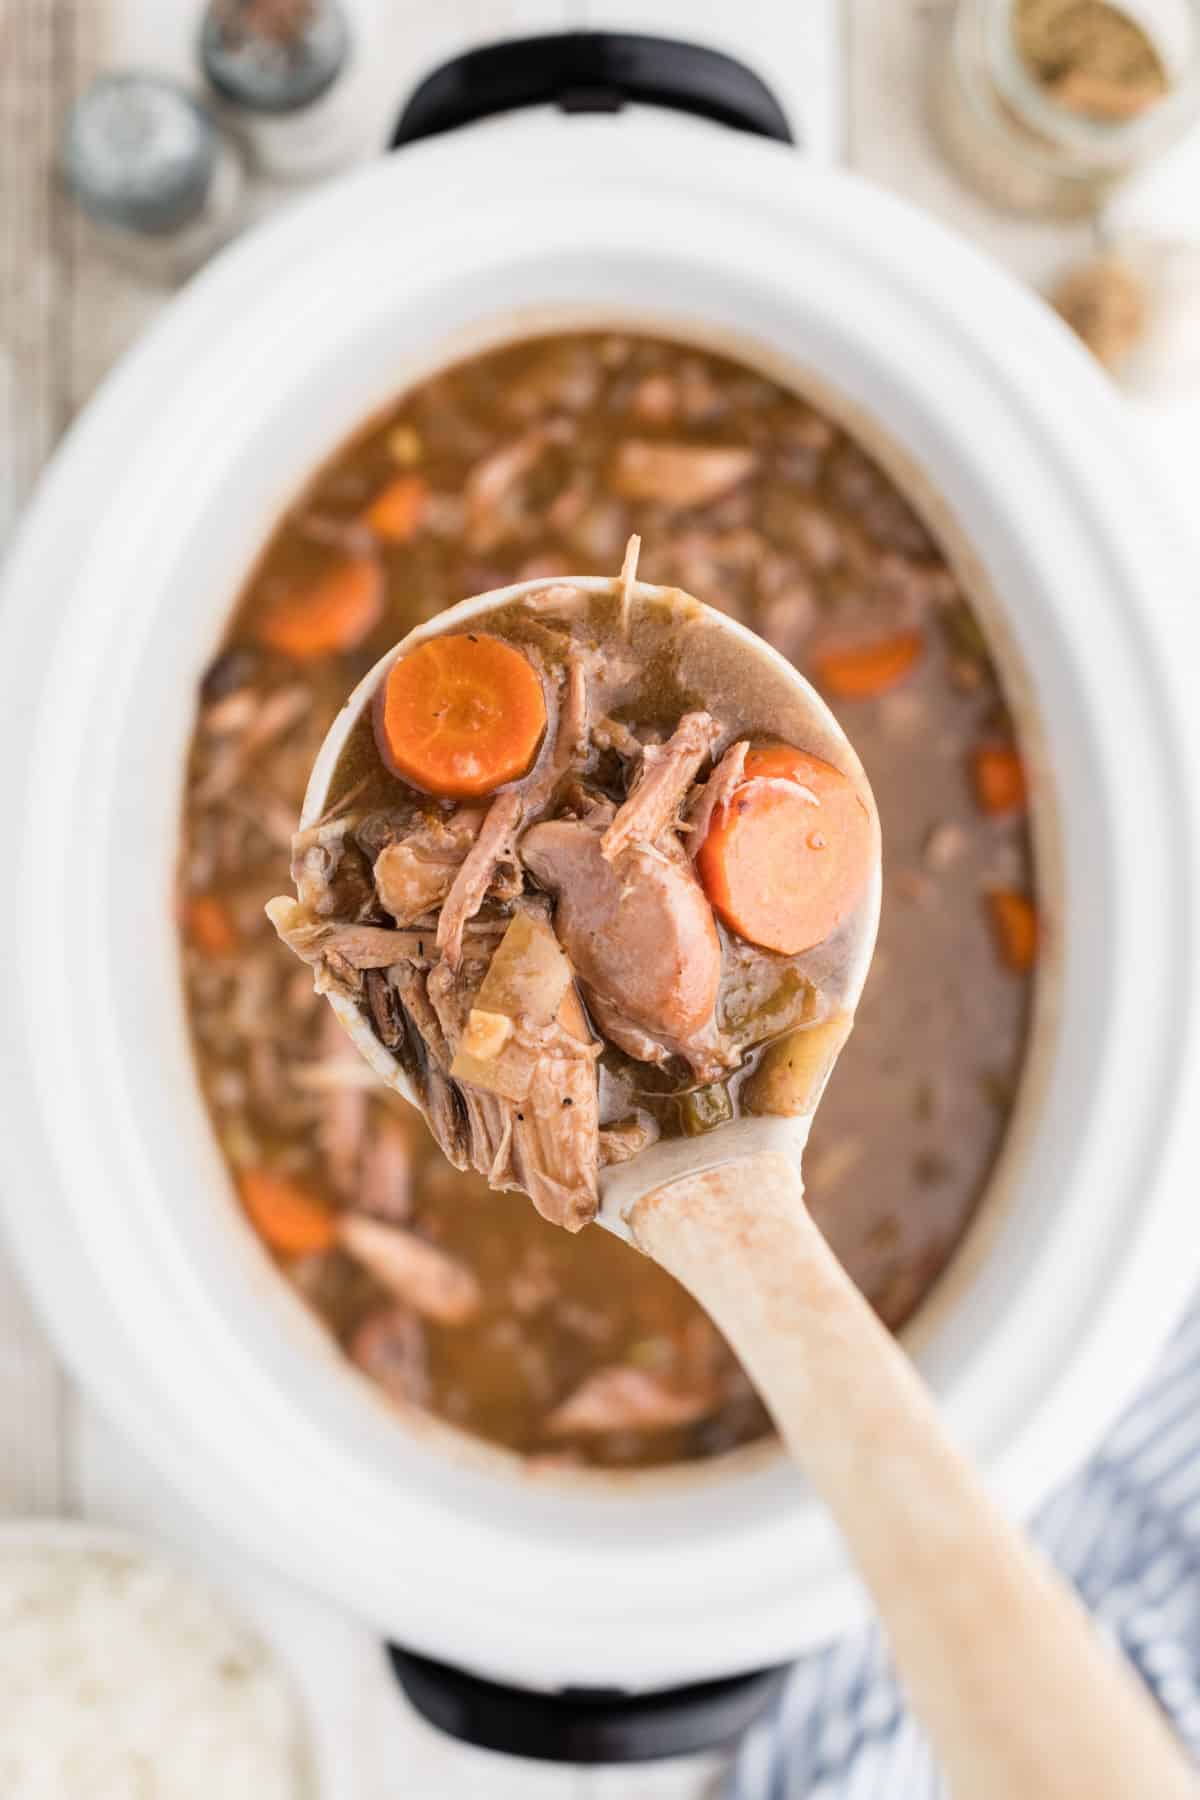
[1,35,1198,1763]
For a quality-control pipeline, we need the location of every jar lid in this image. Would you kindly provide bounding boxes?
[200,0,350,115]
[61,75,218,236]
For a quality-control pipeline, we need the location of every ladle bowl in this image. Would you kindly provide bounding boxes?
[300,570,882,1242]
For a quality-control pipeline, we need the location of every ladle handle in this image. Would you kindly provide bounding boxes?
[629,1153,1198,1799]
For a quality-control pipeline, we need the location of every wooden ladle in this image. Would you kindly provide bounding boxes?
[304,572,1197,1798]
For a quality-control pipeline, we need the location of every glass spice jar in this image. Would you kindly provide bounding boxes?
[199,0,363,181]
[932,0,1200,217]
[60,74,245,282]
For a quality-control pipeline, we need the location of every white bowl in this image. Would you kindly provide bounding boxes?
[1,109,1198,1693]
[0,1519,323,1794]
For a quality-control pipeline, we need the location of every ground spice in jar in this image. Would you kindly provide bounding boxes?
[1014,0,1170,120]
[209,0,316,48]
[200,0,358,179]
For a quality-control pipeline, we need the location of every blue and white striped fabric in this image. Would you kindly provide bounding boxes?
[730,1302,1200,1797]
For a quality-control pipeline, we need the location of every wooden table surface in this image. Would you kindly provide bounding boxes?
[1,3,1196,1794]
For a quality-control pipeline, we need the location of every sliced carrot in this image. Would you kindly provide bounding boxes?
[255,556,383,661]
[185,893,237,956]
[987,889,1038,973]
[239,1169,337,1256]
[696,743,875,955]
[363,473,429,545]
[811,630,923,700]
[972,745,1027,816]
[376,633,547,799]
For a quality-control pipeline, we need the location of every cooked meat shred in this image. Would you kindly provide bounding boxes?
[547,1365,716,1436]
[685,739,749,855]
[265,898,426,991]
[436,791,523,970]
[338,1213,482,1324]
[600,711,722,862]
[426,952,602,1231]
[374,808,484,925]
[610,442,758,508]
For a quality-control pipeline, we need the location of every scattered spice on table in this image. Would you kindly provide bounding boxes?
[1050,253,1149,369]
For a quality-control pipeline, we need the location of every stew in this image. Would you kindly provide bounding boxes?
[179,331,1036,1467]
[268,565,878,1230]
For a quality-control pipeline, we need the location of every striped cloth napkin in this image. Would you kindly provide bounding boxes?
[730,1301,1200,1797]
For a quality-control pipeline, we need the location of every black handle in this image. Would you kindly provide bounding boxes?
[393,33,794,148]
[387,1641,787,1764]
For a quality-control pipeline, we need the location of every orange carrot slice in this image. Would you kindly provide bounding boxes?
[239,1169,337,1256]
[812,630,923,699]
[987,890,1038,972]
[376,633,547,799]
[256,557,383,661]
[972,745,1027,816]
[696,744,875,955]
[363,474,429,544]
[185,893,237,956]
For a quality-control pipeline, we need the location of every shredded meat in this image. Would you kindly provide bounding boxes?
[374,807,484,925]
[518,650,590,820]
[592,716,642,760]
[546,1365,715,1436]
[436,791,523,970]
[288,815,361,916]
[195,684,311,803]
[426,953,601,1231]
[265,897,427,995]
[600,712,721,861]
[390,960,451,1067]
[434,651,591,970]
[385,961,469,1171]
[684,738,748,855]
[510,1014,602,1233]
[365,969,404,1047]
[610,441,757,508]
[464,425,566,553]
[339,1213,481,1323]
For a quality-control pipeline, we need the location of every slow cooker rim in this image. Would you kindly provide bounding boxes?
[2,111,1197,1689]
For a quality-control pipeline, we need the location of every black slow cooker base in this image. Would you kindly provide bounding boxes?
[387,1643,788,1764]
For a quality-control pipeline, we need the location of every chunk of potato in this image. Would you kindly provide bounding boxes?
[475,912,571,1025]
[743,1013,854,1118]
[450,912,580,1101]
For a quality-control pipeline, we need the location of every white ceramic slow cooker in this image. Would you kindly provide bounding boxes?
[2,36,1199,1749]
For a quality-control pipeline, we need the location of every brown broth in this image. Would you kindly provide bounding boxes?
[179,332,1034,1466]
